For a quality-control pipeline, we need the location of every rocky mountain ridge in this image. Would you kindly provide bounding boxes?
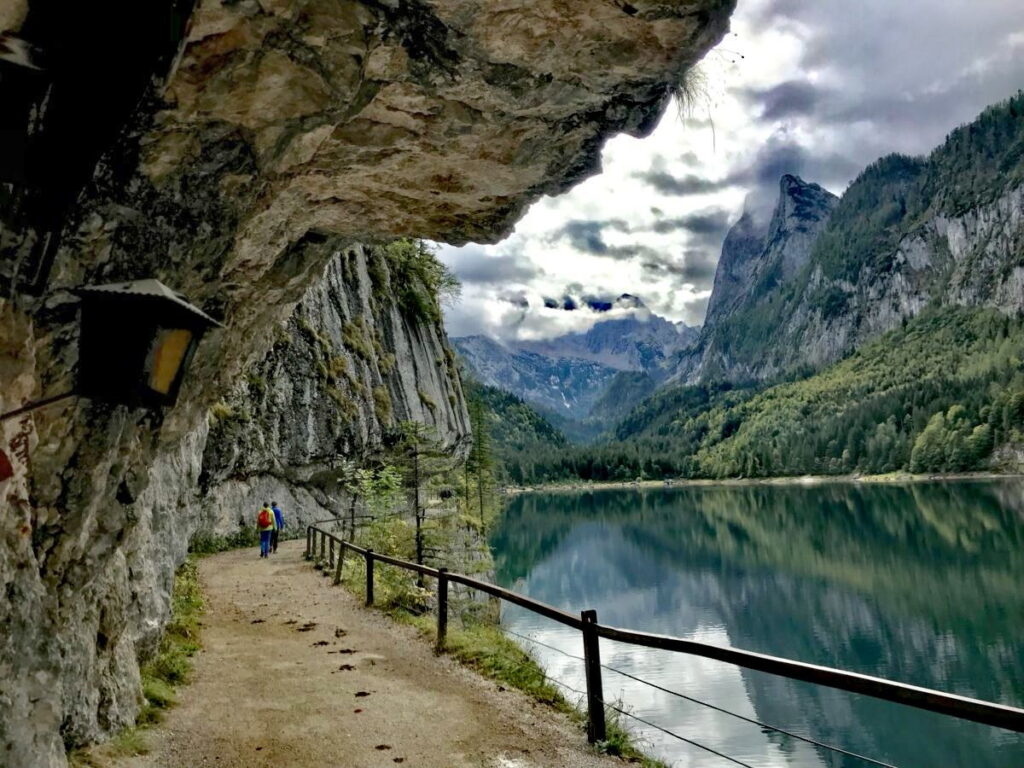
[455,298,696,425]
[454,334,618,421]
[674,173,839,382]
[677,93,1024,384]
[519,303,697,371]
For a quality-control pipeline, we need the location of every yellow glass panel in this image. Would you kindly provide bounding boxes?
[147,328,193,395]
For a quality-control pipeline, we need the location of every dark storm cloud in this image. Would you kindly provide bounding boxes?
[444,245,541,286]
[649,209,732,264]
[557,220,608,254]
[757,133,862,184]
[607,243,662,261]
[552,219,630,255]
[740,80,822,120]
[632,170,735,197]
[747,1,1024,162]
[551,219,685,263]
[680,250,719,285]
[642,249,719,289]
[634,145,858,201]
[651,209,731,238]
[498,290,530,308]
[636,133,858,218]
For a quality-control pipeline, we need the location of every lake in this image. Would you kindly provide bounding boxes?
[490,480,1024,768]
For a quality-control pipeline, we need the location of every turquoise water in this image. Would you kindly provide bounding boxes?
[490,481,1024,768]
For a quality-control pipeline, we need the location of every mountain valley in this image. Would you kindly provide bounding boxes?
[470,91,1024,483]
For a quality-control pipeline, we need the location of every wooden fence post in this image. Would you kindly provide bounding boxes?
[328,538,335,570]
[581,609,607,744]
[333,542,345,585]
[365,549,374,606]
[435,568,448,654]
[305,527,311,559]
[320,530,326,562]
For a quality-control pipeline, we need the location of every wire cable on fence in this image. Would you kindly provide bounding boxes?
[503,627,585,661]
[544,676,755,768]
[502,627,898,768]
[600,662,897,768]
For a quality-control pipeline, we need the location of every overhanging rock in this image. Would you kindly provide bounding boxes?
[0,2,734,766]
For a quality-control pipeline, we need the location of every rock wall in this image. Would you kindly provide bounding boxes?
[676,175,839,383]
[773,182,1024,377]
[0,2,734,765]
[198,243,470,534]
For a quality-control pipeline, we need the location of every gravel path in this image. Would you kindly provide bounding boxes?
[117,540,622,768]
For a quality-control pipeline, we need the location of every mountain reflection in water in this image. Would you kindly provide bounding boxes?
[490,481,1024,768]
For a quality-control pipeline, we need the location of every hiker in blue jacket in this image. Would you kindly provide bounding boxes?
[271,501,285,554]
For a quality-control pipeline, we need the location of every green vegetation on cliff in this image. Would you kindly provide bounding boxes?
[376,239,460,325]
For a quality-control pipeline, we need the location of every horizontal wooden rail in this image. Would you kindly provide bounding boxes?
[372,549,441,578]
[304,524,1024,739]
[446,572,583,629]
[596,624,1024,733]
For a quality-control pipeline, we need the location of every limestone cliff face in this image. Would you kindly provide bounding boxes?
[198,244,470,534]
[684,180,1024,384]
[781,182,1024,373]
[702,209,768,327]
[0,2,734,765]
[675,175,839,382]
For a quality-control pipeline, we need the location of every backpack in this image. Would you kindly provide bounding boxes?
[258,509,272,528]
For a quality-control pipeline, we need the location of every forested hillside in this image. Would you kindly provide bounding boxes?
[498,308,1024,483]
[465,379,565,451]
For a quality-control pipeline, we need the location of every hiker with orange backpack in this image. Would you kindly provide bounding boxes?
[257,503,276,558]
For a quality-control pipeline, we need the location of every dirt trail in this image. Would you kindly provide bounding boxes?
[117,541,621,768]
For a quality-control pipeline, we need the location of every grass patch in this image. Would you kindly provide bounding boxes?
[208,401,235,422]
[403,612,569,709]
[69,727,151,766]
[139,557,203,698]
[418,389,438,413]
[373,385,393,424]
[68,559,204,766]
[390,610,667,767]
[322,515,666,766]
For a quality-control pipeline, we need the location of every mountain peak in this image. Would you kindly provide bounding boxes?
[776,174,837,211]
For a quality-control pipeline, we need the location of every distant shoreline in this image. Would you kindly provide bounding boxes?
[501,471,1024,496]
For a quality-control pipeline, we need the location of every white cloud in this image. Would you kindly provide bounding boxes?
[439,0,1024,342]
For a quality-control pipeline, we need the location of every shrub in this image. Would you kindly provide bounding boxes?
[342,317,373,360]
[373,386,393,424]
[418,389,438,413]
[380,239,460,325]
[189,527,259,555]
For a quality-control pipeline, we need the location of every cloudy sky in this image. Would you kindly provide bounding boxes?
[437,0,1024,341]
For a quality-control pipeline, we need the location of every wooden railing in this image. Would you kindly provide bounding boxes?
[304,523,1024,753]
